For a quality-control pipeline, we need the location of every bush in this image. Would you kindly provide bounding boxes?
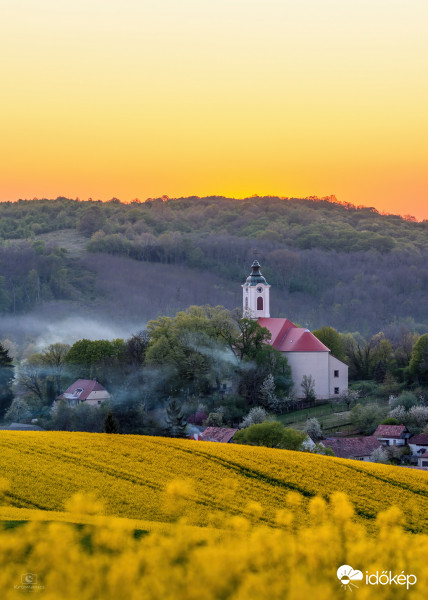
[234,421,306,450]
[304,418,323,441]
[351,403,386,435]
[389,391,418,411]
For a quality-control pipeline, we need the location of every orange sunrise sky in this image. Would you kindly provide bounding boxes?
[1,0,427,219]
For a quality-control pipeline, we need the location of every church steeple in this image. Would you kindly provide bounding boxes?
[242,260,271,319]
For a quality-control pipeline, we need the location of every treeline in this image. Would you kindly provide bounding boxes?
[1,197,428,335]
[1,196,427,251]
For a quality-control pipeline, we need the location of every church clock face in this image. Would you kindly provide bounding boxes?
[257,286,263,293]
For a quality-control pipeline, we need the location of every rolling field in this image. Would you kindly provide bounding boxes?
[2,431,428,599]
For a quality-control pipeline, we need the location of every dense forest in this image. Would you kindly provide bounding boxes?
[1,196,428,336]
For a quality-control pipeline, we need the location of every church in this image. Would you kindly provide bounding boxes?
[242,260,348,400]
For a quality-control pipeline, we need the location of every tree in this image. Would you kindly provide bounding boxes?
[40,343,70,396]
[166,398,187,437]
[0,343,14,418]
[104,411,119,434]
[409,334,428,385]
[389,391,418,411]
[234,421,306,450]
[370,447,388,463]
[336,388,359,411]
[301,375,316,402]
[304,418,323,441]
[312,326,346,362]
[4,398,31,423]
[240,406,270,429]
[351,403,385,435]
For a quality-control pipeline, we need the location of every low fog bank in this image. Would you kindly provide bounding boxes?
[0,303,145,359]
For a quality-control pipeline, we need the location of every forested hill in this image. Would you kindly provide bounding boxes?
[1,196,428,336]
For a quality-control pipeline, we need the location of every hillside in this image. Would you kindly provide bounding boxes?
[1,197,428,336]
[1,431,428,532]
[2,431,428,599]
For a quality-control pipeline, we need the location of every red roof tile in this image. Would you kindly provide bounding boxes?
[418,452,428,459]
[321,436,381,458]
[200,427,238,443]
[409,434,428,446]
[57,379,108,401]
[374,425,407,439]
[258,318,329,353]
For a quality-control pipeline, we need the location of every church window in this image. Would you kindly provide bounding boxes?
[334,370,339,377]
[334,387,339,395]
[257,297,263,311]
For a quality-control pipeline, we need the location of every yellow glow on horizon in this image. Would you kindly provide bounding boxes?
[1,0,427,219]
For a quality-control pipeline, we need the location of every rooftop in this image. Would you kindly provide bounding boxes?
[322,436,381,458]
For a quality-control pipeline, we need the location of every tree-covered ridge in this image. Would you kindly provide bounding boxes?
[1,195,427,252]
[1,196,428,334]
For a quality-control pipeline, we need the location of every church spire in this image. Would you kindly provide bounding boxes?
[242,260,271,319]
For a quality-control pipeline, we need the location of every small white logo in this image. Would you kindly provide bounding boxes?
[337,565,363,591]
[14,573,45,592]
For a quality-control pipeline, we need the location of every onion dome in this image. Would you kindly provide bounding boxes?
[245,260,269,286]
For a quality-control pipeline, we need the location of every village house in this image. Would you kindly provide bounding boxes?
[320,436,381,461]
[408,433,428,457]
[192,426,238,443]
[373,424,410,447]
[242,260,348,399]
[57,379,111,408]
[417,452,428,468]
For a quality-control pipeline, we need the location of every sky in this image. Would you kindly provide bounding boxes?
[1,0,427,219]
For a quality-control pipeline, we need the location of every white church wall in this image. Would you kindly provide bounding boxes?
[328,355,348,398]
[285,351,331,400]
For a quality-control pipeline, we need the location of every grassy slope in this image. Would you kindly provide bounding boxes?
[1,431,428,533]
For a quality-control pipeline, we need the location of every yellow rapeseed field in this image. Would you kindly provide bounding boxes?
[2,431,428,598]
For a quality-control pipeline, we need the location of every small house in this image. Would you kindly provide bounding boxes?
[408,434,428,456]
[417,452,428,468]
[57,379,110,407]
[197,427,238,443]
[320,436,381,461]
[373,424,410,447]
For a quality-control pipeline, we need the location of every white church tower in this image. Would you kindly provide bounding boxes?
[242,260,271,319]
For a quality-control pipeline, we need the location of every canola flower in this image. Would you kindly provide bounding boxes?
[1,431,428,531]
[1,487,428,599]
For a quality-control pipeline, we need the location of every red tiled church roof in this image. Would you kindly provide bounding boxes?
[258,318,330,353]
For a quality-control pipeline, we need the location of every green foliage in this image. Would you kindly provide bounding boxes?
[351,403,386,435]
[381,418,399,425]
[65,339,125,384]
[409,334,428,385]
[389,391,419,411]
[312,326,346,362]
[166,398,187,438]
[0,343,14,418]
[234,421,306,450]
[104,411,119,434]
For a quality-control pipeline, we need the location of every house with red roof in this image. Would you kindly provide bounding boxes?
[192,427,238,443]
[57,379,111,408]
[242,260,348,399]
[408,433,428,456]
[320,436,381,461]
[373,424,410,447]
[417,452,428,468]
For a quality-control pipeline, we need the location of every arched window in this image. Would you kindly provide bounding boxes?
[257,297,263,311]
